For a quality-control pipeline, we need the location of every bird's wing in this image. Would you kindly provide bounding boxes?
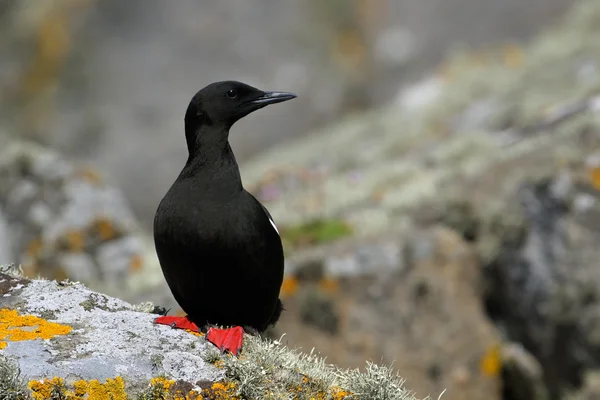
[260,204,279,235]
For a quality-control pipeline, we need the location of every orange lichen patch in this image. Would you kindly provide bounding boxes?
[27,238,44,257]
[0,309,72,348]
[94,217,118,241]
[186,330,204,337]
[318,277,339,293]
[78,377,127,400]
[202,382,239,400]
[330,386,353,399]
[480,344,502,377]
[78,168,103,184]
[63,230,86,252]
[174,391,202,400]
[280,276,299,297]
[150,376,175,388]
[588,166,600,190]
[129,255,143,273]
[29,377,65,400]
[72,380,89,397]
[501,44,524,68]
[29,376,127,400]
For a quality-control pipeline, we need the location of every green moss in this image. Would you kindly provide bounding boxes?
[280,218,353,250]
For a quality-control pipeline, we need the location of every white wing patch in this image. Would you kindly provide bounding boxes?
[268,215,279,235]
[261,204,280,235]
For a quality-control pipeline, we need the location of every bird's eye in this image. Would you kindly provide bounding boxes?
[226,89,238,99]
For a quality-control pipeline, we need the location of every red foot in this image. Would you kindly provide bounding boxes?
[154,315,199,332]
[206,326,244,356]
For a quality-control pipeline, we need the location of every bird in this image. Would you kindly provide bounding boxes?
[152,80,296,355]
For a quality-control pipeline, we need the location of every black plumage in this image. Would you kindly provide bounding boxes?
[153,81,296,334]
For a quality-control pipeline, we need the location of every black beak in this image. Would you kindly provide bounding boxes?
[251,91,297,106]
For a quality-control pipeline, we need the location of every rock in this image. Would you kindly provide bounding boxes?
[501,342,549,400]
[480,168,600,399]
[0,271,221,391]
[0,269,424,400]
[273,227,503,400]
[569,370,600,400]
[0,140,165,301]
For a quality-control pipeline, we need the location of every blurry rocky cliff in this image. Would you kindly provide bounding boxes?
[0,140,163,301]
[0,0,577,230]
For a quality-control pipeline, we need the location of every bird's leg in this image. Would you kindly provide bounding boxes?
[153,315,200,332]
[206,326,245,356]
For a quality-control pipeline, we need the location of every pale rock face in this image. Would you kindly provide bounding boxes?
[0,272,222,386]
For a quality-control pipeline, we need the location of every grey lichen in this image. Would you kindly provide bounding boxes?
[149,354,164,372]
[79,292,127,312]
[0,355,31,400]
[0,264,24,279]
[132,301,157,314]
[203,334,422,400]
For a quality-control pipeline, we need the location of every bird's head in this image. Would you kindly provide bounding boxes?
[185,81,296,131]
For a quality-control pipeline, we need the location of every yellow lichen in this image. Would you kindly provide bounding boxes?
[203,382,239,400]
[29,377,64,400]
[0,309,72,348]
[280,276,299,297]
[72,380,89,397]
[480,344,502,377]
[94,218,117,241]
[29,376,127,400]
[588,165,600,190]
[330,386,353,399]
[79,168,103,184]
[318,277,339,293]
[129,255,143,273]
[145,377,205,400]
[150,376,175,391]
[63,231,86,252]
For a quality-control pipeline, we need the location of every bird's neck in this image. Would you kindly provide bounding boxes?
[181,124,243,192]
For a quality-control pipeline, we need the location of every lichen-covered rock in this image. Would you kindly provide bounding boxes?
[0,140,164,300]
[0,270,221,389]
[0,269,425,400]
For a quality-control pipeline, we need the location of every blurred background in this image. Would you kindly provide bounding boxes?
[3,0,600,399]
